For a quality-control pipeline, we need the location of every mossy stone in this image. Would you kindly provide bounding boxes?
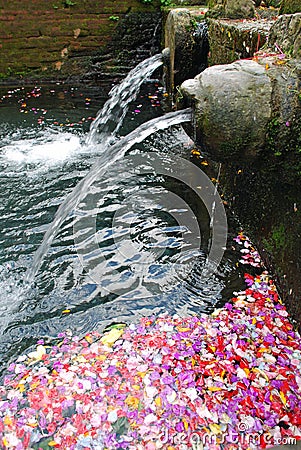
[279,0,301,14]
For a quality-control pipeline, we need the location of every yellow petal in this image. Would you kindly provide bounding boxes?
[209,423,222,434]
[183,418,189,431]
[100,328,124,346]
[137,371,146,378]
[258,348,270,353]
[125,395,140,409]
[85,335,93,343]
[17,384,25,393]
[155,396,162,407]
[4,415,12,426]
[279,391,287,406]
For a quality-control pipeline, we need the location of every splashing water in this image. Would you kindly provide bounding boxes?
[85,53,163,146]
[2,131,81,167]
[27,52,173,282]
[28,109,192,282]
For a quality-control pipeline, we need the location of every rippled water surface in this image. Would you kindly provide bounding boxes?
[0,81,245,372]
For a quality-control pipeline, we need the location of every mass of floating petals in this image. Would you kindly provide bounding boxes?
[0,239,300,449]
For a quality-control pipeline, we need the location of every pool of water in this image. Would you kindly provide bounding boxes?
[0,80,246,373]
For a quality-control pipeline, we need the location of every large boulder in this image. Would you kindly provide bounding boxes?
[180,58,301,161]
[180,60,272,159]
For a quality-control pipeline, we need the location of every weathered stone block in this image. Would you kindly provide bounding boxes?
[207,17,272,65]
[207,0,255,19]
[268,13,301,58]
[164,8,209,100]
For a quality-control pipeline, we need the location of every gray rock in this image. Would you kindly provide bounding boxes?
[164,8,209,100]
[207,0,256,19]
[181,59,272,159]
[225,0,256,18]
[279,0,301,14]
[268,13,301,58]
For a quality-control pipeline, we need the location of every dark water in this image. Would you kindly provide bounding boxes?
[220,157,301,331]
[0,80,245,373]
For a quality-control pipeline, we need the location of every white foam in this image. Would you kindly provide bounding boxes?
[2,130,82,166]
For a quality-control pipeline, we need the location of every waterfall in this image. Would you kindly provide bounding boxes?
[28,52,191,283]
[85,53,163,146]
[28,109,192,281]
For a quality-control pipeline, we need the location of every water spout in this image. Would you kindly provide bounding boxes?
[85,54,163,146]
[28,109,192,282]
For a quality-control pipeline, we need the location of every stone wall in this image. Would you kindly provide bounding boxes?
[207,17,273,66]
[268,13,301,58]
[0,0,161,80]
[163,8,209,101]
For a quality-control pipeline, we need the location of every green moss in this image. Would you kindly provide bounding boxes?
[138,0,170,8]
[263,223,287,258]
[62,0,76,7]
[264,0,281,6]
[185,16,202,32]
[266,116,281,155]
[279,0,301,13]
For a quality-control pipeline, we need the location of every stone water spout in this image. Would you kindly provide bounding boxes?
[180,57,301,161]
